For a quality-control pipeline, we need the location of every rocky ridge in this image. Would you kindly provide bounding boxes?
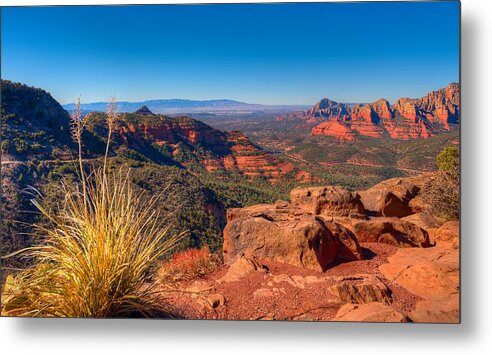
[277,83,459,140]
[107,107,295,182]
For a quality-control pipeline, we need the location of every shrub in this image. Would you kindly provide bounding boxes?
[13,138,29,153]
[422,146,460,223]
[436,146,459,171]
[158,247,221,282]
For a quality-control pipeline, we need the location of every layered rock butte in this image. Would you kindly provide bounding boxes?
[278,83,459,140]
[161,174,459,323]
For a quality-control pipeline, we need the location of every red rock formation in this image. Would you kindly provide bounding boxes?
[304,83,459,141]
[351,120,384,138]
[306,98,351,121]
[311,121,356,141]
[117,108,294,182]
[415,82,459,126]
[351,104,377,123]
[395,97,419,121]
[371,98,393,120]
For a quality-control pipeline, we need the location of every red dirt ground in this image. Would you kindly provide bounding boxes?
[157,242,422,321]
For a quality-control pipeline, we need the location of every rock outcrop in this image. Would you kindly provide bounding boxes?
[371,98,393,120]
[358,176,423,217]
[306,98,350,122]
[433,221,459,249]
[415,82,460,127]
[395,98,419,121]
[223,176,436,272]
[290,186,365,217]
[329,275,392,304]
[308,83,459,141]
[223,203,363,272]
[310,121,356,141]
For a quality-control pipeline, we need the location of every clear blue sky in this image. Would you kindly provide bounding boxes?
[1,2,459,105]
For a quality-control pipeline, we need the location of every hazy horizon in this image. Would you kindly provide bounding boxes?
[2,2,459,105]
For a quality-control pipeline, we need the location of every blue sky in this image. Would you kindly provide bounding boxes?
[1,2,459,105]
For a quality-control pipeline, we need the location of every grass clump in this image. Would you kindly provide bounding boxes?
[1,98,182,317]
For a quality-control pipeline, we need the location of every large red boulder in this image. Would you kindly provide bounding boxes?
[358,176,423,217]
[223,207,362,272]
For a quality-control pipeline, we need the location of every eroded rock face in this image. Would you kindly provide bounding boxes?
[415,83,460,126]
[290,186,365,217]
[334,303,410,322]
[371,98,393,120]
[353,218,431,248]
[351,104,378,123]
[350,119,384,138]
[223,205,362,272]
[395,97,419,120]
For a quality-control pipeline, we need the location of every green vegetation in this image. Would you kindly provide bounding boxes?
[422,146,460,223]
[436,146,460,172]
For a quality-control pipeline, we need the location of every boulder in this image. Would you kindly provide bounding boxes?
[353,218,431,248]
[334,303,410,322]
[329,275,392,304]
[217,255,268,283]
[379,247,459,299]
[290,185,365,217]
[223,209,362,272]
[358,176,424,217]
[401,213,434,230]
[359,189,412,217]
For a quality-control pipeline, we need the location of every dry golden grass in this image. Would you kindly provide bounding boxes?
[1,98,183,317]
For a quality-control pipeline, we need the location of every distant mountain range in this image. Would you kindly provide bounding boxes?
[63,99,310,114]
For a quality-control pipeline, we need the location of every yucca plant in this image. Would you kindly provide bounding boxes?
[1,98,182,317]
